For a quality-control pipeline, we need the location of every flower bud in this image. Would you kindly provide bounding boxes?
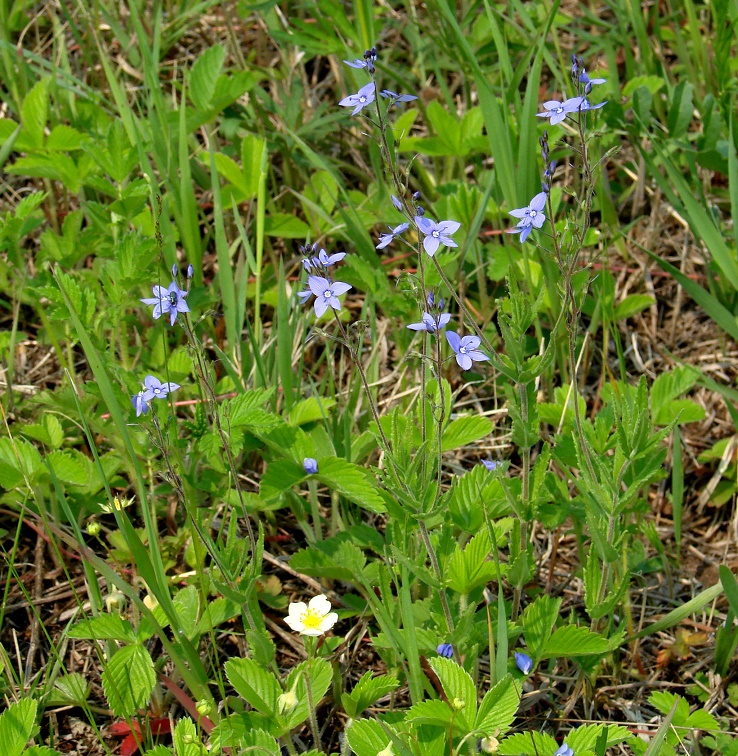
[86,520,101,536]
[451,697,465,711]
[105,589,126,614]
[196,699,213,717]
[481,737,499,754]
[277,688,299,715]
[415,206,425,216]
[303,458,318,475]
[412,191,421,200]
[186,264,194,279]
[143,594,159,611]
[172,263,178,278]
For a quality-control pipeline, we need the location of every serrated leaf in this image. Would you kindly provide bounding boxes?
[0,698,37,756]
[20,79,48,149]
[225,657,281,714]
[342,673,399,718]
[541,625,616,658]
[101,643,156,716]
[47,450,89,486]
[173,717,201,756]
[498,731,559,756]
[317,457,386,513]
[46,125,84,151]
[564,723,633,752]
[68,614,136,642]
[284,658,332,731]
[189,45,226,111]
[520,595,561,658]
[404,699,454,726]
[173,584,200,640]
[346,718,393,756]
[441,416,492,452]
[428,657,477,728]
[475,675,520,737]
[0,437,43,489]
[446,530,500,595]
[47,673,90,706]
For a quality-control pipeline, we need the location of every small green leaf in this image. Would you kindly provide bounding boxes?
[474,674,520,737]
[225,657,281,714]
[428,657,477,727]
[541,625,619,658]
[0,698,37,756]
[520,595,561,658]
[613,294,654,320]
[264,213,310,238]
[346,718,393,756]
[68,614,136,642]
[441,416,492,452]
[341,673,399,719]
[102,643,156,716]
[404,699,453,726]
[189,45,226,111]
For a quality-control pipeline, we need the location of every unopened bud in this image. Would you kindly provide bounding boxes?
[412,191,421,200]
[415,206,425,216]
[86,520,101,536]
[481,737,499,754]
[172,263,178,278]
[186,264,194,279]
[451,697,465,711]
[143,594,159,611]
[277,689,299,715]
[105,589,126,614]
[196,699,213,717]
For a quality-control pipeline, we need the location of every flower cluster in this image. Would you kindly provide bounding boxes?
[297,244,352,318]
[131,375,180,417]
[407,291,451,333]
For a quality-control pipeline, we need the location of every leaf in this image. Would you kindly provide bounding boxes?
[404,699,453,726]
[0,698,37,756]
[47,450,89,486]
[47,673,91,706]
[720,566,738,616]
[428,657,477,725]
[498,731,558,756]
[541,625,618,658]
[173,584,200,640]
[241,133,266,200]
[225,657,281,714]
[346,718,394,756]
[46,125,84,151]
[446,530,500,595]
[102,643,156,716]
[341,672,399,719]
[20,79,48,149]
[284,658,333,731]
[264,213,310,238]
[317,457,386,513]
[173,717,202,756]
[613,294,654,320]
[189,45,226,111]
[68,614,137,642]
[564,723,633,752]
[288,397,337,426]
[520,595,561,658]
[441,416,492,452]
[474,674,520,737]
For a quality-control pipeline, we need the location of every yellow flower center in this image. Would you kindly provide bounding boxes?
[300,609,324,630]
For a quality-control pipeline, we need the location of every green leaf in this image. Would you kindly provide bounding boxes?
[667,80,694,140]
[720,566,738,616]
[68,614,136,642]
[47,450,89,486]
[284,658,333,731]
[102,643,156,716]
[225,657,281,714]
[613,294,654,321]
[20,79,48,149]
[404,699,453,726]
[173,584,200,640]
[47,673,90,706]
[341,673,399,719]
[474,674,520,737]
[189,45,226,111]
[428,657,477,725]
[346,718,393,756]
[288,397,337,426]
[446,530,500,595]
[264,213,310,238]
[520,595,561,658]
[565,723,633,752]
[541,624,618,658]
[241,133,266,200]
[173,717,202,756]
[317,458,386,513]
[623,75,665,98]
[498,731,558,756]
[0,698,37,756]
[46,125,84,151]
[441,416,492,452]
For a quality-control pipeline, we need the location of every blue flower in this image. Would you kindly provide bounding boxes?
[445,331,489,371]
[376,222,410,250]
[344,58,369,69]
[187,264,194,279]
[318,249,346,267]
[141,281,190,326]
[379,89,418,103]
[307,276,352,318]
[339,83,376,115]
[142,375,180,402]
[391,194,403,211]
[436,643,454,658]
[481,460,498,472]
[131,391,150,417]
[303,458,319,475]
[554,744,574,756]
[579,70,606,87]
[514,652,533,675]
[579,98,607,112]
[415,217,461,256]
[508,191,547,243]
[536,97,585,125]
[407,311,451,333]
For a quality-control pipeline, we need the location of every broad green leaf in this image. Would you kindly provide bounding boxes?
[565,723,633,752]
[189,45,226,111]
[428,657,477,726]
[446,530,500,595]
[623,75,665,98]
[474,675,520,737]
[68,614,136,642]
[264,213,310,238]
[20,79,48,149]
[47,450,89,486]
[541,625,617,658]
[613,294,654,321]
[173,584,200,640]
[498,731,558,756]
[225,657,281,714]
[317,458,386,513]
[0,698,37,756]
[441,416,492,452]
[404,699,453,726]
[241,133,266,200]
[288,397,337,426]
[46,125,84,151]
[47,673,90,706]
[284,658,333,731]
[520,595,561,658]
[720,566,738,616]
[346,718,392,756]
[102,643,156,716]
[173,717,201,756]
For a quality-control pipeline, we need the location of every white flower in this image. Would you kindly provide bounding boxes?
[284,594,338,636]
